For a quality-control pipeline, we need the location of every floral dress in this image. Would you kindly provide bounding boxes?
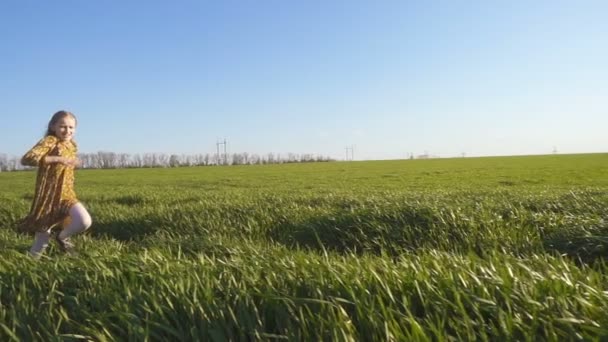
[19,135,79,233]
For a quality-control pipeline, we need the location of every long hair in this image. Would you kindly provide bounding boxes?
[46,110,77,137]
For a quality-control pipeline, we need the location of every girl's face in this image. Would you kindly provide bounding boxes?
[52,116,76,141]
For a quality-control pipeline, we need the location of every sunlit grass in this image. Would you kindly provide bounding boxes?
[1,154,607,340]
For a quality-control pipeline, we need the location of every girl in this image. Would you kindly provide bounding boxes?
[20,110,92,258]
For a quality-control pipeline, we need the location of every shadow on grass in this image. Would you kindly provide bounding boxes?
[543,229,608,265]
[87,216,161,241]
[266,207,488,256]
[112,194,146,206]
[84,211,217,257]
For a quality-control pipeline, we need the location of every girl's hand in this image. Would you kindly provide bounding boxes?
[60,157,81,167]
[66,158,82,167]
[44,156,80,167]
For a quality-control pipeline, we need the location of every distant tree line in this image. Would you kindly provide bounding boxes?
[0,152,334,171]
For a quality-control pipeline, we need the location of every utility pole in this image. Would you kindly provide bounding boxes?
[345,145,354,161]
[217,138,227,165]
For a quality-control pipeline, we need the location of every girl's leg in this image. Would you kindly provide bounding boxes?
[58,202,92,241]
[29,229,52,258]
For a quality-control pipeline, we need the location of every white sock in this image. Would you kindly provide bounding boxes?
[29,229,52,258]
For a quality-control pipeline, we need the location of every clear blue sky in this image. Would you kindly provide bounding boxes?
[1,0,606,160]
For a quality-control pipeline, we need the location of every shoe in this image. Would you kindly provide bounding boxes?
[55,234,76,255]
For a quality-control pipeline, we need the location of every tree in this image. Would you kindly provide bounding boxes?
[0,153,7,172]
[169,154,180,167]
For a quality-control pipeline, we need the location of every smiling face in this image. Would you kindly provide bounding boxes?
[52,116,76,141]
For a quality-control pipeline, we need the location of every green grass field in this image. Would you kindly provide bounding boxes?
[1,154,607,341]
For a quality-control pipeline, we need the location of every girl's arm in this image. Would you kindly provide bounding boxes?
[21,136,59,167]
[43,155,79,166]
[46,142,80,167]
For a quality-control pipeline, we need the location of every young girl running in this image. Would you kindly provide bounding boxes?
[20,110,92,257]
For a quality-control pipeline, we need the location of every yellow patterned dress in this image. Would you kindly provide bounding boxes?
[19,135,79,233]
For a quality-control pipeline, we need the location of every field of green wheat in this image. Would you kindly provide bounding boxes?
[1,154,607,341]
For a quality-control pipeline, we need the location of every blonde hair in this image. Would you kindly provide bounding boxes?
[46,110,77,137]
